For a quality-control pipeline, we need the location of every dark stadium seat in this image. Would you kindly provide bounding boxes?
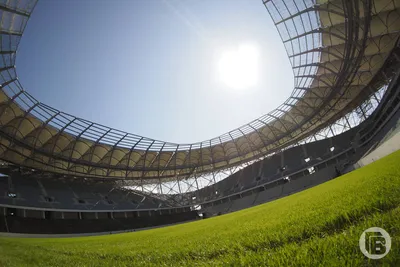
[283,146,305,172]
[261,154,281,178]
[0,175,163,211]
[0,210,199,234]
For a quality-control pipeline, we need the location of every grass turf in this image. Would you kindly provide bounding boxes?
[0,150,400,266]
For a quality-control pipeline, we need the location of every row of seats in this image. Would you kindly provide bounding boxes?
[0,210,199,234]
[203,164,338,216]
[0,175,165,210]
[196,126,359,201]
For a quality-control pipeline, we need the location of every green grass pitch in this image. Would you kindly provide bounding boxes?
[0,150,400,266]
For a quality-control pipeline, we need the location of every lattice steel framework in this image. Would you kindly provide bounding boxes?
[0,0,399,194]
[128,83,391,207]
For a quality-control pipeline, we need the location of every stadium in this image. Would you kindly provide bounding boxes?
[0,0,400,265]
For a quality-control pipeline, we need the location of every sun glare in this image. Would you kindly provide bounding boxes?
[217,44,260,90]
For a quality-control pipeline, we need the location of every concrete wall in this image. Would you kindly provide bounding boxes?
[357,132,400,167]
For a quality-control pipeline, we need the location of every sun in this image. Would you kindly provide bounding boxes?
[217,44,260,90]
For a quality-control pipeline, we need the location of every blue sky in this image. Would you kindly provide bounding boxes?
[17,0,293,143]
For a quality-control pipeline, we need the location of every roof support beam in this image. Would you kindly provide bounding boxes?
[0,4,30,17]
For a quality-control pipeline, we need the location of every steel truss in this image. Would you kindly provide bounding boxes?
[122,83,390,207]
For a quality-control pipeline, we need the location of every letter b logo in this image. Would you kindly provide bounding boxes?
[360,227,391,259]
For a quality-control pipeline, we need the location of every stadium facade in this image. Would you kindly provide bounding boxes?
[0,0,400,234]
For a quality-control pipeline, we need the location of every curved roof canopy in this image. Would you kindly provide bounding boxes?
[0,0,399,181]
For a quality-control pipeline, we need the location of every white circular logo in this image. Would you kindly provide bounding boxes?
[359,227,391,259]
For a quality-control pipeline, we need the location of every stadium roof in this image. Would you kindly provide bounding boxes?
[0,0,399,181]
